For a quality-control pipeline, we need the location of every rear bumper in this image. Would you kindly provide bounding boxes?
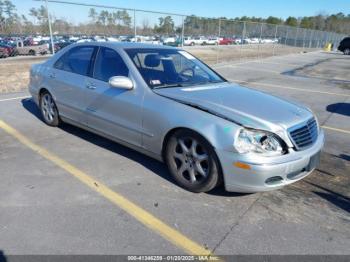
[217,129,325,193]
[28,84,39,105]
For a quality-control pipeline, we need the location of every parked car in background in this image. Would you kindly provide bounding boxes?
[106,36,120,42]
[338,37,350,55]
[162,36,177,45]
[16,40,48,56]
[38,40,60,54]
[76,38,94,43]
[196,36,209,45]
[243,38,252,44]
[163,37,182,47]
[260,38,273,44]
[243,38,260,44]
[260,38,278,44]
[206,37,220,45]
[219,38,234,45]
[233,38,242,44]
[29,42,324,193]
[0,42,18,56]
[184,36,208,46]
[143,36,162,45]
[56,42,72,51]
[0,46,9,58]
[183,37,196,46]
[250,38,260,44]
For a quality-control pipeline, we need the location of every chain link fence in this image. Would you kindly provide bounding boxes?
[1,0,346,94]
[3,0,347,65]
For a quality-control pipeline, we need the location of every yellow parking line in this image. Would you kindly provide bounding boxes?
[0,119,211,256]
[322,125,350,135]
[229,79,350,97]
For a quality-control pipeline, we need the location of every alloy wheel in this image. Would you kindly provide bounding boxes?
[171,137,209,183]
[41,93,56,123]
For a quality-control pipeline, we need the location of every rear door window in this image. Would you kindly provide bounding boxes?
[54,46,95,76]
[93,47,129,82]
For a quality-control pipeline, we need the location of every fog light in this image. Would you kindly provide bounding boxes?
[265,176,283,185]
[233,161,251,170]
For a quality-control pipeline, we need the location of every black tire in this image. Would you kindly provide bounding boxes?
[165,129,221,193]
[191,42,195,46]
[39,91,60,127]
[344,48,350,55]
[29,49,36,56]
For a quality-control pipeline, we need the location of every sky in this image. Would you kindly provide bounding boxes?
[14,0,350,25]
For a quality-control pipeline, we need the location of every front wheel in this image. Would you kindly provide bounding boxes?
[40,91,60,126]
[344,48,350,55]
[165,129,221,193]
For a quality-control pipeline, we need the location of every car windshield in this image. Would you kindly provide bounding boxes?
[124,48,226,89]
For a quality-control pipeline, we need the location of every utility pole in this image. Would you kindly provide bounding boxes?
[45,0,55,54]
[181,16,185,47]
[133,9,136,40]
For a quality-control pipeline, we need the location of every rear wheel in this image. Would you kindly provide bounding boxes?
[344,48,350,55]
[165,129,221,193]
[40,91,60,126]
[29,49,36,56]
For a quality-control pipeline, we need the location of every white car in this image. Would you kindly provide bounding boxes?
[162,37,177,45]
[106,37,120,42]
[250,38,260,44]
[206,37,220,45]
[183,37,196,46]
[76,38,93,43]
[184,37,208,46]
[260,38,273,44]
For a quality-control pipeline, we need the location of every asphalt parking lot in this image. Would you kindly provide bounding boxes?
[0,51,349,256]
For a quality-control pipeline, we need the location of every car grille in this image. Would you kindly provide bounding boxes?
[289,118,318,150]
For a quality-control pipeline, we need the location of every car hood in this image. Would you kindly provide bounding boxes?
[153,82,313,131]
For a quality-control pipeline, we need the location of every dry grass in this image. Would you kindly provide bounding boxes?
[187,44,317,64]
[0,45,317,94]
[0,56,47,93]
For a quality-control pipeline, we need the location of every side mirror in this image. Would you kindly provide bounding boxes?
[108,76,134,90]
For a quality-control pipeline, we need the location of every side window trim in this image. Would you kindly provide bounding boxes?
[91,47,101,79]
[87,46,99,78]
[92,47,129,82]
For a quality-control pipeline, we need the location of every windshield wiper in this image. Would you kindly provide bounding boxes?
[152,83,183,89]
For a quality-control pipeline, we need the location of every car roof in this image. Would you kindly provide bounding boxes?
[71,41,179,50]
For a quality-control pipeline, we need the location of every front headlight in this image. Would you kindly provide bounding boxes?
[234,128,285,156]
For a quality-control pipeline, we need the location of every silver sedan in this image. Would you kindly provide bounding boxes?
[29,42,324,193]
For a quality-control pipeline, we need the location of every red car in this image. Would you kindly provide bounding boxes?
[219,38,234,45]
[0,43,17,56]
[0,47,9,58]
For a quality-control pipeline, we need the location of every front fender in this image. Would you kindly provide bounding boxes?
[142,91,241,157]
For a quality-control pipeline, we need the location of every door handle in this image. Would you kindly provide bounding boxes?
[49,72,56,79]
[86,82,96,89]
